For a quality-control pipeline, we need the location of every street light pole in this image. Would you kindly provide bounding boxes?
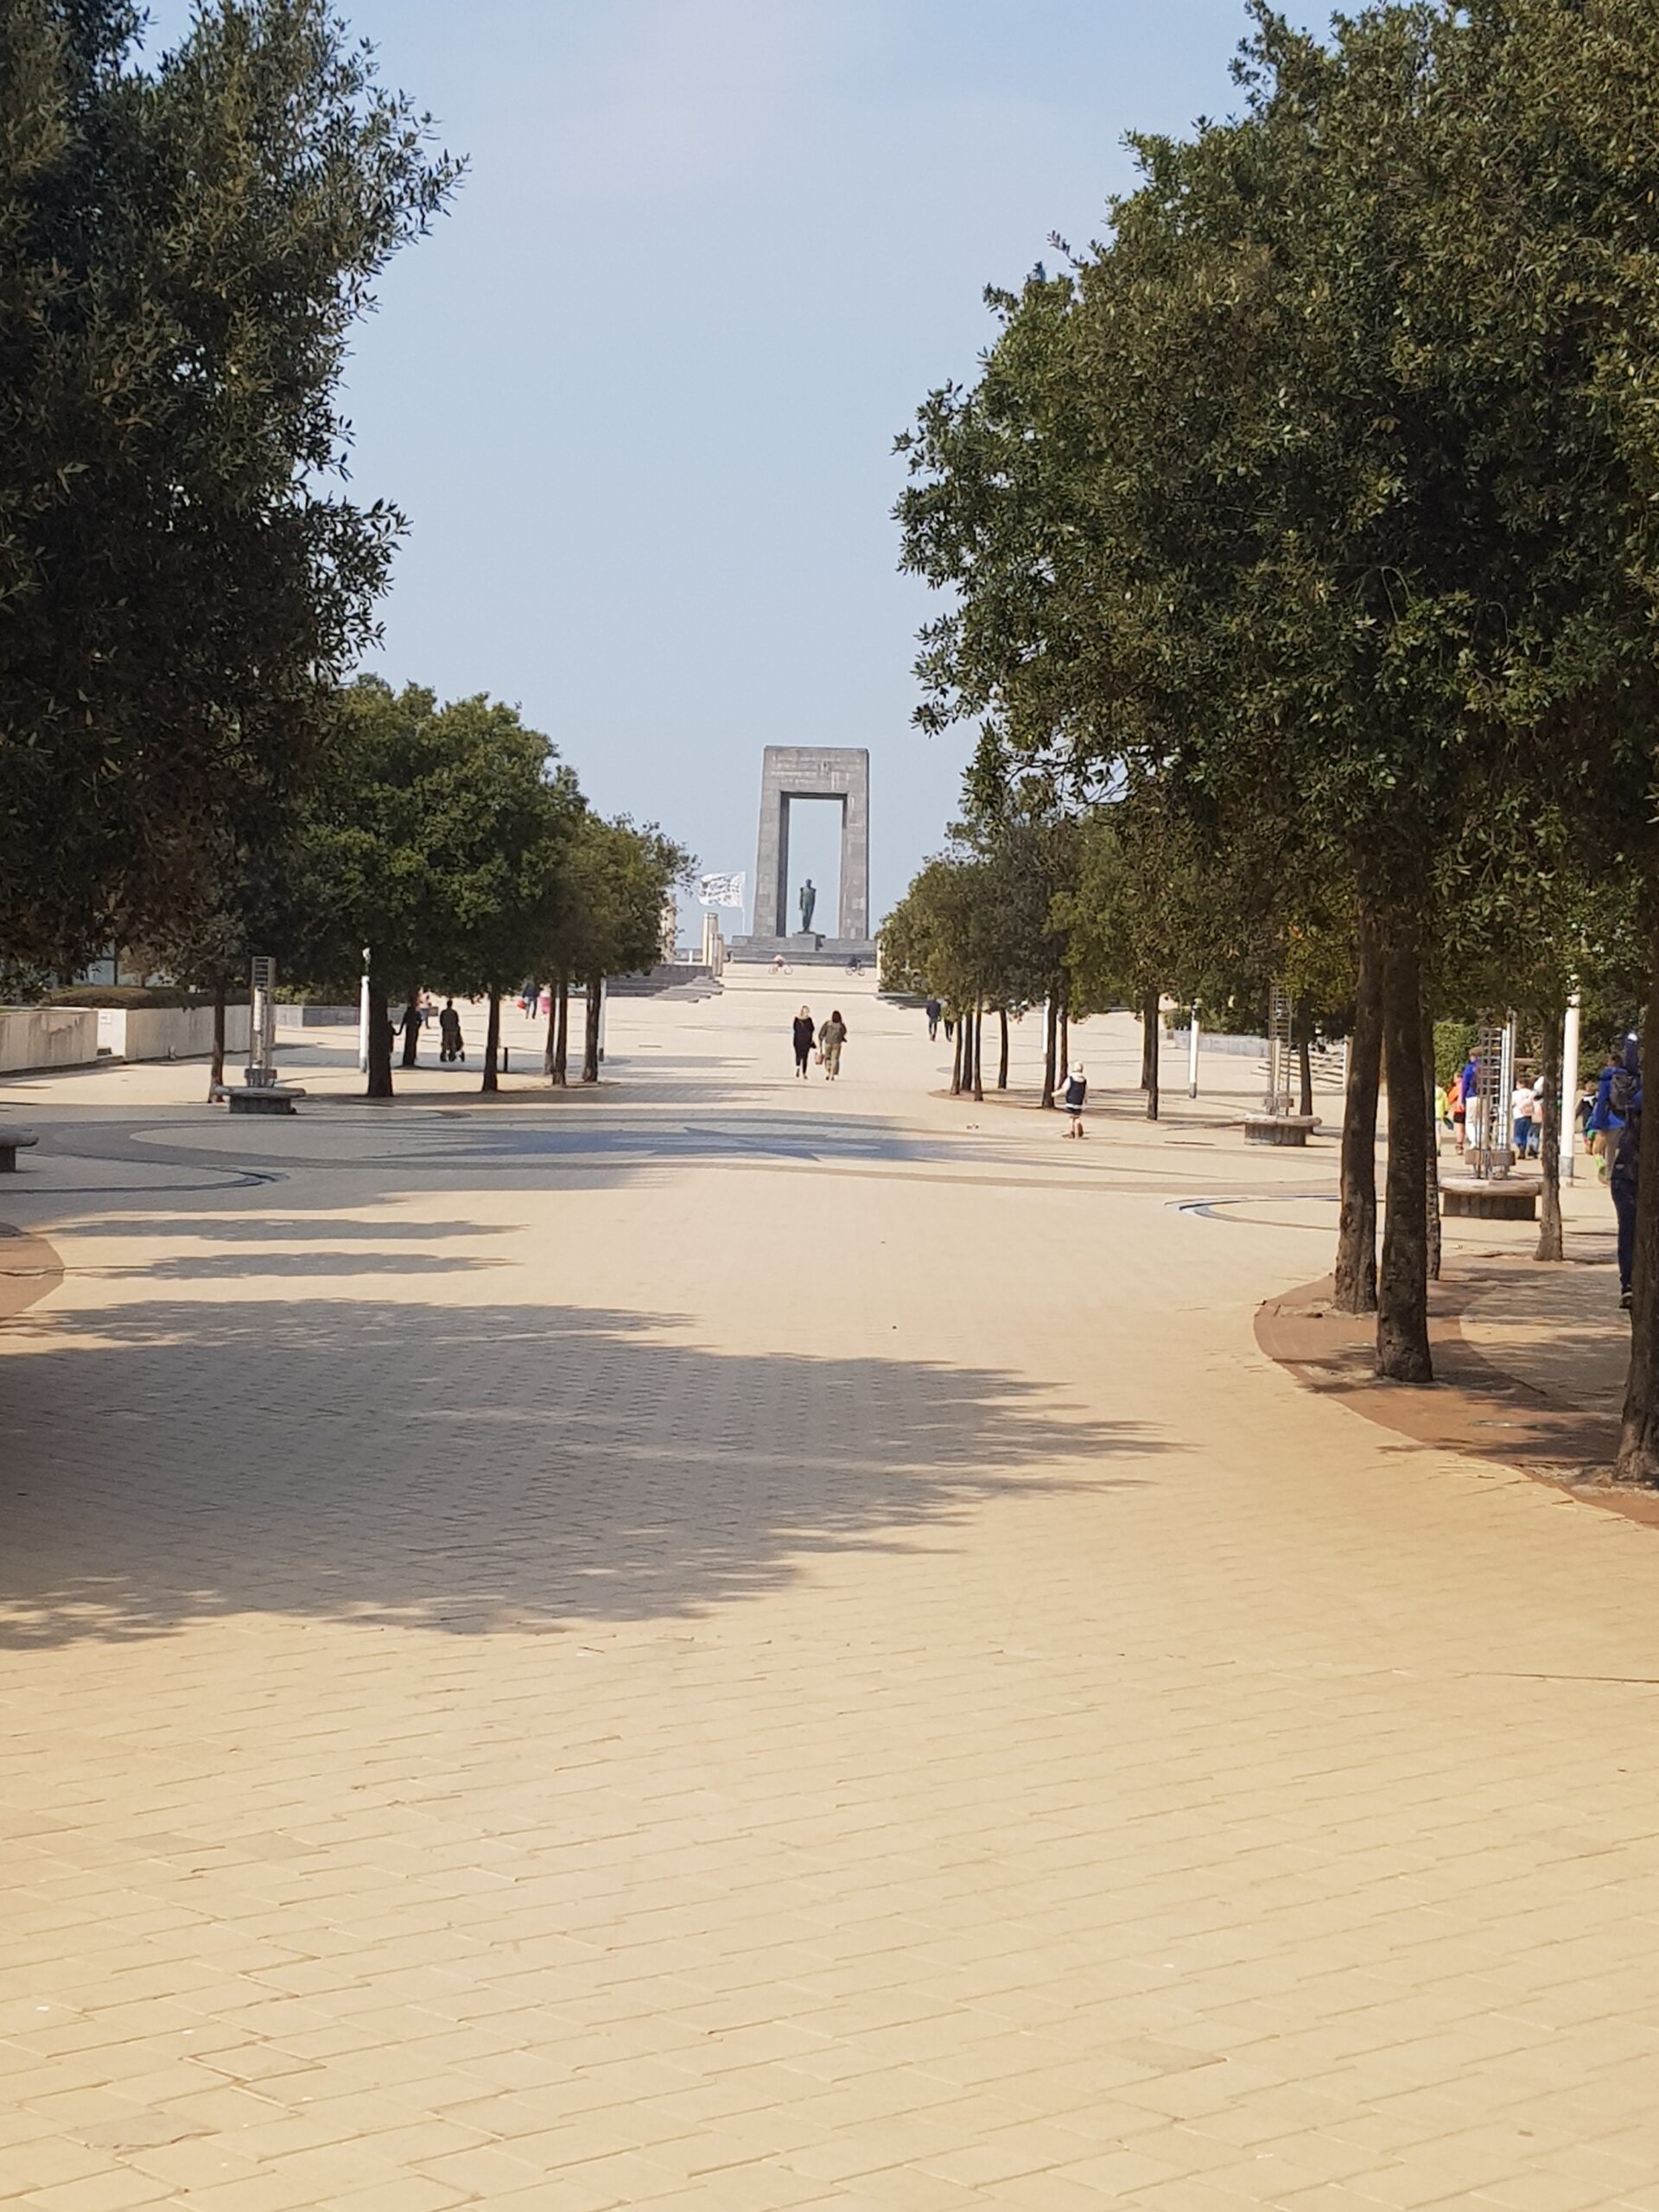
[1188,1005,1201,1099]
[358,946,371,1074]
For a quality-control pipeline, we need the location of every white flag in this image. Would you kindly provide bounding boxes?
[698,871,746,908]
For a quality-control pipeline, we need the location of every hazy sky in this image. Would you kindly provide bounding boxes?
[155,0,1321,935]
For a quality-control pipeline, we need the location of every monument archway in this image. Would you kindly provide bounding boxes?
[730,747,875,964]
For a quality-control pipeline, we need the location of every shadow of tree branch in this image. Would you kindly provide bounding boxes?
[1,1299,1168,1649]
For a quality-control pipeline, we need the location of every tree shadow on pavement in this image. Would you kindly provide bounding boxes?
[0,1299,1166,1649]
[86,1252,514,1281]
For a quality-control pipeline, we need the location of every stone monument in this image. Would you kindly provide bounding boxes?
[730,747,876,964]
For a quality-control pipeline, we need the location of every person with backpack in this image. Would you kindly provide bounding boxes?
[438,999,465,1065]
[817,1009,848,1080]
[1587,1046,1626,1181]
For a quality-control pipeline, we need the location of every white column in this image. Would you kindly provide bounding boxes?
[1560,991,1581,1180]
[357,948,371,1073]
[1499,1014,1516,1162]
[1187,1006,1201,1099]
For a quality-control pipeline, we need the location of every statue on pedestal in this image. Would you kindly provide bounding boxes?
[798,878,817,934]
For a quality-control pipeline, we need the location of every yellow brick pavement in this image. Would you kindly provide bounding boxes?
[1,976,1656,2210]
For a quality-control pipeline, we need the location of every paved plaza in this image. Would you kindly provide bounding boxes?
[4,975,1659,2212]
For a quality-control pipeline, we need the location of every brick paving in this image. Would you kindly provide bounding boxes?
[3,976,1659,2210]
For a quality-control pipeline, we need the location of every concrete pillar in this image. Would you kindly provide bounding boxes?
[1560,992,1581,1179]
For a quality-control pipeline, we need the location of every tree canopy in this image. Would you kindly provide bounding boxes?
[0,0,459,971]
[893,0,1659,1459]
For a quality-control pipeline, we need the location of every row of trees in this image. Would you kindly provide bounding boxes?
[883,760,1357,1116]
[161,679,690,1099]
[890,0,1659,1478]
[1,4,690,1098]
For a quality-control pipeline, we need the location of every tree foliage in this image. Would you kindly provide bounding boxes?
[895,0,1659,1417]
[0,0,459,970]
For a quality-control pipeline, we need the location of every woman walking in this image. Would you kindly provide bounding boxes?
[818,1008,848,1080]
[791,1005,815,1079]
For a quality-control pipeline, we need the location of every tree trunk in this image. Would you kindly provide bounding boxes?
[365,979,393,1098]
[543,992,558,1078]
[1535,1014,1563,1262]
[1142,988,1160,1122]
[1376,906,1433,1382]
[582,978,601,1082]
[553,976,569,1085]
[1617,912,1659,1480]
[1141,996,1155,1090]
[1332,904,1382,1313]
[949,1017,963,1094]
[481,989,501,1093]
[1298,1031,1314,1121]
[971,1003,984,1103]
[1422,998,1441,1283]
[997,1007,1009,1090]
[207,977,226,1101]
[1042,995,1058,1109]
[1059,1003,1070,1084]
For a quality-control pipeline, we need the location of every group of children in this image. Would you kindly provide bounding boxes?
[1436,1060,1549,1157]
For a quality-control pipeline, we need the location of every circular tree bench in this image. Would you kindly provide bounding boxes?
[1440,1174,1539,1221]
[212,1078,304,1116]
[0,1128,38,1172]
[1243,1114,1319,1147]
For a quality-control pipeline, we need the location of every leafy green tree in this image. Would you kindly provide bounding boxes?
[882,822,1071,1102]
[284,681,575,1098]
[542,816,693,1084]
[139,826,272,1095]
[0,0,458,973]
[897,4,1659,1389]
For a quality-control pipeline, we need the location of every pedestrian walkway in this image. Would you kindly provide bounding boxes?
[3,977,1659,2211]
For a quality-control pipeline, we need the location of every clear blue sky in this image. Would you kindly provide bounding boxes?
[157,0,1321,934]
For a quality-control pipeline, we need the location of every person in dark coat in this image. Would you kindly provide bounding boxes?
[1059,1062,1088,1137]
[438,999,465,1065]
[791,1006,815,1080]
[399,1000,423,1068]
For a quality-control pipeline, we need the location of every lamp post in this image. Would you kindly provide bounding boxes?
[358,946,371,1074]
[1187,1004,1201,1099]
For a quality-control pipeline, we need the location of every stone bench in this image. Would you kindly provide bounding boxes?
[0,1127,39,1172]
[1243,1114,1319,1147]
[1441,1174,1538,1221]
[211,1080,304,1116]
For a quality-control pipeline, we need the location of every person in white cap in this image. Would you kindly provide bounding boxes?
[1060,1062,1087,1137]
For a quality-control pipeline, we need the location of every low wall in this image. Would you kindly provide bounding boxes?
[277,1003,358,1027]
[607,965,715,996]
[1164,1028,1271,1058]
[114,1006,251,1063]
[0,1006,99,1075]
